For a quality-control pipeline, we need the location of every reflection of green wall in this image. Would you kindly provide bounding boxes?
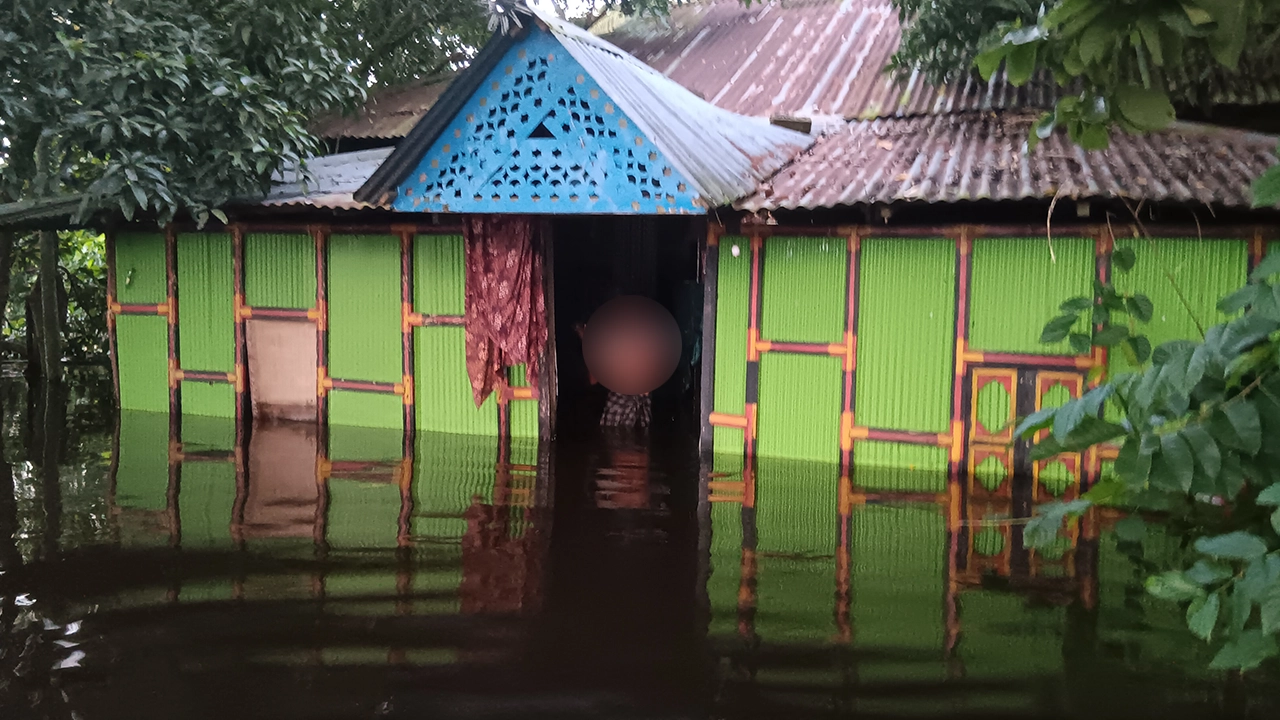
[706,501,743,638]
[115,411,170,512]
[327,479,400,550]
[412,432,498,542]
[754,457,836,556]
[178,461,236,548]
[852,442,948,491]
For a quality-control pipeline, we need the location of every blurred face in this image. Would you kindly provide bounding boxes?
[582,296,681,396]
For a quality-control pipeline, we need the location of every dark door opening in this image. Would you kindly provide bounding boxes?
[551,217,703,441]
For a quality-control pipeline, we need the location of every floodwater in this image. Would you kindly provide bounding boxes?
[1,374,1277,719]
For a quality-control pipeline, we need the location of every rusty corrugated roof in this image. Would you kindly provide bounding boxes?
[600,0,1058,120]
[261,147,393,209]
[602,0,1280,120]
[312,79,454,140]
[737,112,1280,211]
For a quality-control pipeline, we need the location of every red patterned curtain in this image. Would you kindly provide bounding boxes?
[463,215,547,407]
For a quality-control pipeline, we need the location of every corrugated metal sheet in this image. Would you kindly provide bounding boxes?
[328,391,403,430]
[713,236,749,458]
[741,113,1280,210]
[176,233,235,372]
[602,0,1280,120]
[602,0,1057,120]
[117,316,169,413]
[314,78,455,140]
[114,232,167,304]
[181,382,234,420]
[245,233,316,309]
[975,379,1011,438]
[969,237,1093,355]
[1108,238,1247,375]
[330,423,404,461]
[761,236,845,343]
[328,234,402,383]
[414,235,466,315]
[757,353,842,462]
[507,8,812,207]
[261,148,393,209]
[853,238,953,434]
[852,443,947,490]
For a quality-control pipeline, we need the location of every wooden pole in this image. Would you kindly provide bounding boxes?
[165,225,181,441]
[698,222,720,462]
[400,229,416,451]
[105,231,121,408]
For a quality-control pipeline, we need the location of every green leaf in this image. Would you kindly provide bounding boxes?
[1209,630,1279,671]
[1181,2,1213,25]
[1060,296,1095,313]
[1147,570,1205,602]
[1127,294,1154,322]
[1157,432,1195,491]
[1182,425,1222,483]
[1114,84,1175,131]
[1024,499,1092,548]
[975,46,1008,82]
[1273,508,1280,537]
[1262,580,1280,635]
[1069,332,1094,355]
[1077,122,1110,151]
[1195,531,1269,561]
[1114,439,1152,488]
[1006,42,1037,86]
[1219,284,1262,314]
[1078,22,1112,64]
[1186,559,1233,586]
[1057,415,1128,454]
[1187,592,1220,641]
[1015,406,1057,438]
[1052,397,1088,442]
[1114,515,1147,543]
[1211,402,1262,454]
[1221,452,1246,500]
[210,208,229,225]
[1257,483,1280,506]
[1041,313,1080,343]
[1126,335,1152,364]
[1094,324,1130,347]
[1249,249,1280,281]
[1136,15,1164,65]
[1113,247,1137,272]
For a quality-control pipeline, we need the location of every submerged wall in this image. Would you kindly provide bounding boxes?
[108,226,541,453]
[706,226,1271,494]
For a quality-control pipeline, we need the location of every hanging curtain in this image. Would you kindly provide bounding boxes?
[463,215,547,407]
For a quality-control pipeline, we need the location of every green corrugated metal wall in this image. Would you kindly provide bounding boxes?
[328,234,403,428]
[329,421,404,461]
[969,237,1093,354]
[115,410,170,511]
[114,233,170,413]
[761,236,845,343]
[414,235,465,315]
[852,443,948,490]
[114,232,166,304]
[245,233,315,309]
[757,353,842,463]
[416,328,497,435]
[117,316,169,413]
[1110,238,1247,374]
[177,233,234,372]
[181,413,236,452]
[507,364,538,439]
[713,236,749,458]
[182,382,235,423]
[177,462,237,548]
[855,239,955,434]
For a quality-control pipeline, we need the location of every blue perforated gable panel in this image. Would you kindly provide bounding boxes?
[392,29,702,215]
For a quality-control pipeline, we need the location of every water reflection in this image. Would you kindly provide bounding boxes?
[0,381,1277,718]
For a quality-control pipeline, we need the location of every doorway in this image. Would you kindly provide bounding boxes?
[551,216,704,439]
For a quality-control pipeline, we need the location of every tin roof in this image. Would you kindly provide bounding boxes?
[312,78,454,140]
[261,147,394,209]
[355,6,811,209]
[602,0,1280,120]
[738,112,1280,211]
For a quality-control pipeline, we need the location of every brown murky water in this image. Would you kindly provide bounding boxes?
[0,373,1277,719]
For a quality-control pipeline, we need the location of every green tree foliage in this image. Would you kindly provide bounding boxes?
[890,0,1280,205]
[1020,250,1280,671]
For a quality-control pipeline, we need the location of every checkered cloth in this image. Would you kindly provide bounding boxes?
[601,392,651,428]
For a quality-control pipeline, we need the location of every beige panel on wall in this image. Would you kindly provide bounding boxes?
[246,319,318,422]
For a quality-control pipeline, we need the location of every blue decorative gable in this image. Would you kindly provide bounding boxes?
[392,30,701,215]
